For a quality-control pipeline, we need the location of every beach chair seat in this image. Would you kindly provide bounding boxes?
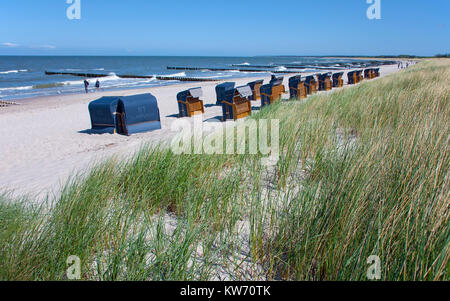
[177,87,205,118]
[247,80,264,100]
[332,72,344,87]
[304,76,317,94]
[221,85,252,121]
[288,75,307,99]
[261,80,284,107]
[215,82,236,105]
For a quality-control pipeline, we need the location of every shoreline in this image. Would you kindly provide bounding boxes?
[0,64,399,201]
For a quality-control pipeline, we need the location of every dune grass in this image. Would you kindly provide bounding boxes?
[0,59,448,281]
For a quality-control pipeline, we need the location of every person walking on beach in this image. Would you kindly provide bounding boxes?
[95,79,100,92]
[84,79,90,94]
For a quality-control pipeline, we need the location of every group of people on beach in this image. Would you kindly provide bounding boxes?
[84,79,101,94]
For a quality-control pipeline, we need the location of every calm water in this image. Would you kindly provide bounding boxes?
[0,56,375,100]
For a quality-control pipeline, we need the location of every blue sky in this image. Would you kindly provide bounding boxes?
[0,0,448,56]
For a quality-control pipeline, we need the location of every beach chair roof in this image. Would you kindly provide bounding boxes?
[117,94,161,126]
[248,79,264,86]
[188,87,203,98]
[88,96,121,128]
[271,79,283,86]
[177,87,203,101]
[305,76,315,83]
[289,75,302,87]
[260,83,274,94]
[216,82,236,101]
[236,85,253,98]
[270,76,284,83]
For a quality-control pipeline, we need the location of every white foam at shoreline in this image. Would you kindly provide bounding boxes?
[0,69,28,74]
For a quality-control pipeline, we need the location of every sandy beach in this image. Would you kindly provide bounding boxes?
[0,65,399,202]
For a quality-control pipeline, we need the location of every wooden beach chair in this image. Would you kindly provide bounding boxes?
[261,80,284,107]
[221,85,252,121]
[177,87,205,118]
[374,68,380,77]
[318,73,332,91]
[304,76,317,95]
[215,82,236,105]
[347,71,358,85]
[332,72,344,87]
[364,69,374,80]
[356,70,364,82]
[270,76,286,93]
[247,80,264,100]
[288,75,307,100]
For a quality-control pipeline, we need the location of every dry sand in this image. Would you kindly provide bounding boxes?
[0,65,399,202]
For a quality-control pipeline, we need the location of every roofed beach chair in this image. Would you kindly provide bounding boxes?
[332,72,344,87]
[270,75,286,93]
[304,76,317,95]
[221,85,252,121]
[317,73,332,91]
[288,75,307,100]
[247,80,264,100]
[88,93,161,136]
[374,68,380,77]
[364,69,373,80]
[215,82,236,105]
[261,79,284,107]
[347,71,357,85]
[177,87,205,118]
[356,70,364,83]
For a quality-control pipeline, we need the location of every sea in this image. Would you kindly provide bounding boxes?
[0,56,383,101]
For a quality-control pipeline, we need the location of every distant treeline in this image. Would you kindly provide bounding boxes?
[375,54,450,59]
[267,54,450,59]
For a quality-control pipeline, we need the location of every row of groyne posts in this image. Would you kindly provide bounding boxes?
[0,100,19,107]
[44,61,395,82]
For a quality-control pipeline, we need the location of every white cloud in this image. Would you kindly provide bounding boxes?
[31,45,57,49]
[2,42,19,47]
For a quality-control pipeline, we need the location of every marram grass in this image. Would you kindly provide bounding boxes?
[0,59,448,281]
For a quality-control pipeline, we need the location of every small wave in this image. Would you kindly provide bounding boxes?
[0,85,33,91]
[162,72,186,77]
[0,69,28,74]
[275,66,287,71]
[235,62,250,66]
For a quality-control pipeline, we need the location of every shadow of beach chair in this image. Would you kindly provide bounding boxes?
[332,72,344,87]
[221,85,252,121]
[318,73,332,91]
[177,87,205,118]
[304,76,317,95]
[215,82,236,105]
[261,79,284,107]
[289,75,307,100]
[247,80,264,100]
